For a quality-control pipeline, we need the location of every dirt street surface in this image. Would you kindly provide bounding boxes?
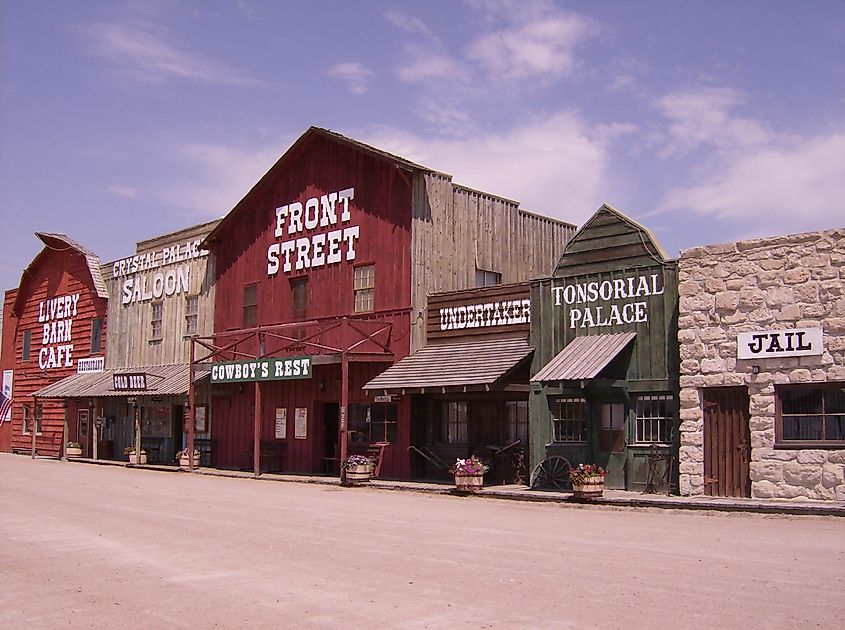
[1,456,842,629]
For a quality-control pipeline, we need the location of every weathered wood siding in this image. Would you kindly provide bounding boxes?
[102,220,219,368]
[6,248,108,457]
[411,173,574,350]
[426,282,531,343]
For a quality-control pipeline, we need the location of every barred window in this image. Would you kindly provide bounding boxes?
[440,401,468,445]
[354,265,375,313]
[777,385,845,446]
[552,398,587,443]
[185,296,198,336]
[634,395,674,444]
[506,400,528,445]
[150,302,163,340]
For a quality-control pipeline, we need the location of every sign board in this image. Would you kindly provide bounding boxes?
[210,357,312,383]
[294,407,308,439]
[427,283,531,341]
[77,357,105,374]
[553,272,665,330]
[1,370,12,424]
[373,395,394,403]
[114,373,148,391]
[737,328,823,359]
[274,408,287,439]
[38,292,80,370]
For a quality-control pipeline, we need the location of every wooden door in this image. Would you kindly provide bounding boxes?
[78,409,90,457]
[703,387,750,498]
[597,402,626,489]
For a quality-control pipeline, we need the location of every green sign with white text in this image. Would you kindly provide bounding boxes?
[210,357,312,383]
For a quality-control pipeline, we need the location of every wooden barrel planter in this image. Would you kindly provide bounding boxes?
[179,453,201,470]
[454,473,484,492]
[572,478,605,499]
[65,445,83,458]
[344,463,373,486]
[128,451,147,465]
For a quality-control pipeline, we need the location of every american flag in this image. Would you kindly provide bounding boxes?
[0,389,11,425]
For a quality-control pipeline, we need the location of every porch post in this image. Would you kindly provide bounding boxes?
[91,401,98,461]
[188,340,196,471]
[134,402,141,466]
[339,351,349,483]
[31,396,37,459]
[253,381,261,477]
[62,401,69,461]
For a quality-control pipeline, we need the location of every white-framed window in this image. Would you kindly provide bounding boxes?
[354,265,375,313]
[552,397,587,443]
[22,403,43,435]
[634,395,674,444]
[185,295,199,336]
[150,301,163,340]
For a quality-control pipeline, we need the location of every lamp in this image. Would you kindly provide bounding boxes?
[751,365,760,375]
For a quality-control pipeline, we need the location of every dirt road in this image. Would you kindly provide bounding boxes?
[1,455,842,628]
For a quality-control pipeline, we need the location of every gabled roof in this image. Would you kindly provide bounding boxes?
[12,233,108,315]
[201,126,442,250]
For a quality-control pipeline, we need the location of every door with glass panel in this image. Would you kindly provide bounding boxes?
[596,402,626,489]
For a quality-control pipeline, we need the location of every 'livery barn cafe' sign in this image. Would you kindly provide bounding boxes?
[38,293,80,370]
[113,239,209,305]
[210,357,313,383]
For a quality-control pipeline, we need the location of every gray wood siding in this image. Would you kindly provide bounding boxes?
[410,173,574,351]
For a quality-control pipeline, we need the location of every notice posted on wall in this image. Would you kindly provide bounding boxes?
[294,407,307,439]
[275,408,287,439]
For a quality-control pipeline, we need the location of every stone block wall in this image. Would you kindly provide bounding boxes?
[678,228,845,501]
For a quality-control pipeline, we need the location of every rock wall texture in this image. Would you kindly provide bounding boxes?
[678,228,845,501]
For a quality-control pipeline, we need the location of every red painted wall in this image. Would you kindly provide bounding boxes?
[0,290,16,451]
[7,248,108,457]
[210,133,414,476]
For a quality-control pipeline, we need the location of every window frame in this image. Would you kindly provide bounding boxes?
[552,397,588,443]
[775,383,845,448]
[150,301,163,341]
[90,318,103,353]
[475,268,502,287]
[439,401,468,445]
[506,400,529,445]
[22,330,32,361]
[633,394,675,445]
[353,264,375,314]
[243,283,258,328]
[22,403,43,435]
[184,295,199,336]
[290,276,308,320]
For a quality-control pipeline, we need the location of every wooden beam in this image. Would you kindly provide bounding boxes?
[253,381,261,477]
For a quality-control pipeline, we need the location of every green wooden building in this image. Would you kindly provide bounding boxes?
[529,205,679,491]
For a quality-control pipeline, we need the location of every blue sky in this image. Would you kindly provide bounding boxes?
[2,0,844,292]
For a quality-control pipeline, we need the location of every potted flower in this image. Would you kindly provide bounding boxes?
[177,448,201,470]
[66,441,83,458]
[123,445,147,465]
[450,456,489,492]
[343,454,374,485]
[569,463,606,499]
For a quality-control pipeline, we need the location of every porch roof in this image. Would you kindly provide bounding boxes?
[33,363,209,398]
[363,337,532,393]
[532,332,636,382]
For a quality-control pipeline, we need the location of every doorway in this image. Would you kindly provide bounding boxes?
[323,403,339,474]
[703,387,751,498]
[77,409,90,457]
[596,402,626,489]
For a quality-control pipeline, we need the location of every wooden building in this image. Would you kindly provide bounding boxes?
[529,206,679,491]
[32,220,220,464]
[0,233,109,457]
[195,126,574,479]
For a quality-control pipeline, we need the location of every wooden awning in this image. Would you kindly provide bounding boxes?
[532,332,636,382]
[33,364,209,398]
[363,337,532,393]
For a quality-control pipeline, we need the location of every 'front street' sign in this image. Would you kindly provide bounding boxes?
[210,357,312,383]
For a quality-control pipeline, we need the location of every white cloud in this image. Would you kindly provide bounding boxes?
[384,11,433,37]
[107,184,140,199]
[81,21,263,86]
[327,62,374,95]
[395,45,466,84]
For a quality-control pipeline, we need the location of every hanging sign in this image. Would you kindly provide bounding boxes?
[737,328,823,359]
[114,373,148,391]
[210,356,312,383]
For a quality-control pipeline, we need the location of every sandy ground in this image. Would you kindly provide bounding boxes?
[0,455,843,629]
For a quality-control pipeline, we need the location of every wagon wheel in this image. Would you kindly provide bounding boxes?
[530,456,572,490]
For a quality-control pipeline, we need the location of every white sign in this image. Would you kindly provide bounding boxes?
[267,187,360,276]
[439,299,530,330]
[38,292,79,370]
[112,239,208,278]
[294,407,308,439]
[553,273,664,329]
[1,370,12,423]
[114,239,207,306]
[738,328,823,359]
[274,408,287,439]
[77,357,105,374]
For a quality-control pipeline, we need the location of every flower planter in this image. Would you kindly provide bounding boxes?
[572,477,604,499]
[66,445,83,458]
[179,453,201,470]
[128,451,147,465]
[344,463,373,486]
[454,473,484,492]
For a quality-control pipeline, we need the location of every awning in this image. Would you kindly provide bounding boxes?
[532,332,636,382]
[33,364,209,398]
[363,337,533,392]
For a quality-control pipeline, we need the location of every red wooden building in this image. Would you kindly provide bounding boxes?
[195,127,574,479]
[0,233,109,457]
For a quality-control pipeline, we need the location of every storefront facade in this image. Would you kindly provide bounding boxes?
[529,206,679,491]
[677,228,845,500]
[0,233,109,457]
[198,126,574,478]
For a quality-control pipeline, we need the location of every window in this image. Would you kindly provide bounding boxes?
[243,284,258,327]
[552,397,587,442]
[354,265,375,313]
[150,301,163,340]
[599,403,626,453]
[475,268,501,287]
[290,277,307,320]
[440,401,468,444]
[90,318,103,353]
[22,404,42,435]
[22,330,31,361]
[634,395,674,444]
[506,400,528,445]
[185,296,198,336]
[777,384,845,446]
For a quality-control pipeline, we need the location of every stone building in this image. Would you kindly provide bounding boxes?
[677,228,845,501]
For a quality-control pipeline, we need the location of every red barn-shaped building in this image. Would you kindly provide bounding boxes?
[1,234,108,457]
[197,127,574,479]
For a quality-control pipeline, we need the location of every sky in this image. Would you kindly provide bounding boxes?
[1,0,844,292]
